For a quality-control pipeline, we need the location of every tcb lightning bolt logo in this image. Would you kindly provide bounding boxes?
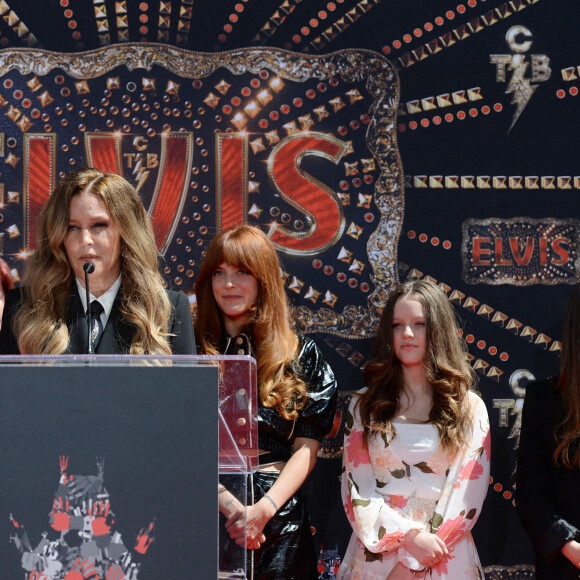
[490,25,551,132]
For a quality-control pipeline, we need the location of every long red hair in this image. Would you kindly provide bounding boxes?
[194,225,307,420]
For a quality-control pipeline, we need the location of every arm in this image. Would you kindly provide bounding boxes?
[561,540,580,569]
[386,563,414,580]
[260,436,319,509]
[218,483,246,526]
[516,380,580,565]
[167,290,196,354]
[226,436,319,549]
[426,392,490,571]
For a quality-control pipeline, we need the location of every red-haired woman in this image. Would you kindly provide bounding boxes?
[195,224,337,580]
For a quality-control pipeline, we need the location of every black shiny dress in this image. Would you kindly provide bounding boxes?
[220,333,338,580]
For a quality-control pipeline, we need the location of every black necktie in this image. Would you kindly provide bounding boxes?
[90,300,104,349]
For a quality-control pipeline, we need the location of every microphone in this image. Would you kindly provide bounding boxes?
[83,262,95,354]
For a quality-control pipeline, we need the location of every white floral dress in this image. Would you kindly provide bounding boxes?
[338,390,490,579]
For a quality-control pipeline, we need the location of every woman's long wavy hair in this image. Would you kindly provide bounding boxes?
[554,285,580,468]
[358,280,476,455]
[14,168,173,355]
[194,225,307,420]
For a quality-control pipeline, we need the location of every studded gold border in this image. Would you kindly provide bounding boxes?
[0,44,403,338]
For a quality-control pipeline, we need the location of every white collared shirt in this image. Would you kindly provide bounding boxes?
[75,275,122,328]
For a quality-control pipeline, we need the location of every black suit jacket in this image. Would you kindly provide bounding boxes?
[516,377,580,579]
[0,287,195,355]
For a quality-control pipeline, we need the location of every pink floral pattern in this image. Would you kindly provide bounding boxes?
[345,428,369,468]
[337,390,490,580]
[437,515,466,546]
[481,430,491,461]
[387,495,408,509]
[425,447,453,476]
[454,460,485,489]
[344,496,355,523]
[376,529,405,551]
[370,442,406,481]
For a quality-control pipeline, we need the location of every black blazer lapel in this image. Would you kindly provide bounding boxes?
[65,293,90,354]
[66,290,135,354]
[95,293,134,354]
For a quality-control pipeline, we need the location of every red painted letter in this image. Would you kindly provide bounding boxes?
[473,237,491,265]
[509,237,534,266]
[267,133,348,255]
[551,237,570,265]
[216,133,248,232]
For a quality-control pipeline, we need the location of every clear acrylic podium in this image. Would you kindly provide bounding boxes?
[0,354,258,580]
[212,354,258,580]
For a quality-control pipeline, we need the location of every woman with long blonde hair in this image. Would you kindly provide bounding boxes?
[338,280,490,579]
[0,168,195,355]
[517,285,580,578]
[195,224,337,580]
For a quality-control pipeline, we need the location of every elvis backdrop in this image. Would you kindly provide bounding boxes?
[0,1,577,578]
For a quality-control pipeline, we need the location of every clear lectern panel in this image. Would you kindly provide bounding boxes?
[214,355,258,580]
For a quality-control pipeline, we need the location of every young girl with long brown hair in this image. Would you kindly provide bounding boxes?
[338,280,490,579]
[194,224,337,580]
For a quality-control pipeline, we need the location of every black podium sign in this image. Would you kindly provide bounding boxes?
[0,359,218,579]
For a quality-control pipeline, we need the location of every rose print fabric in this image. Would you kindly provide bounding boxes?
[338,390,490,579]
